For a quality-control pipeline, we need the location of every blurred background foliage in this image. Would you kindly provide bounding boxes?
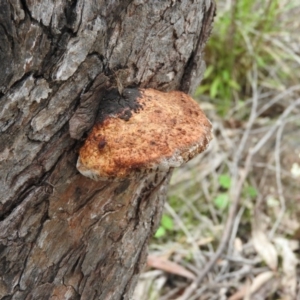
[135,0,300,299]
[196,0,299,116]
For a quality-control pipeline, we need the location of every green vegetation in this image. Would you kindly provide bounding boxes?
[154,214,174,238]
[195,0,298,115]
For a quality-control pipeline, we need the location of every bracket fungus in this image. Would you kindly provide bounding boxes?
[77,88,212,181]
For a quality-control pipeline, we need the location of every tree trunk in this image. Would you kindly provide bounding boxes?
[0,1,215,299]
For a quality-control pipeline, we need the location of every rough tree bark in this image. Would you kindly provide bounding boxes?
[0,1,215,299]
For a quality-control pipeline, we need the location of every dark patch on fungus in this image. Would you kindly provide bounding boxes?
[119,108,132,121]
[98,138,106,150]
[96,88,143,124]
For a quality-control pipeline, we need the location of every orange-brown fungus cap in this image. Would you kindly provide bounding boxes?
[77,88,212,181]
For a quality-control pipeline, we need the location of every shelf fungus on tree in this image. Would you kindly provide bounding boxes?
[77,88,213,181]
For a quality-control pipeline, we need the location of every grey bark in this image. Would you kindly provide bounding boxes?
[0,1,215,299]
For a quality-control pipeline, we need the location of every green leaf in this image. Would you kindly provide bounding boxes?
[218,174,231,189]
[228,79,240,91]
[214,193,230,210]
[222,70,230,81]
[210,77,220,99]
[194,85,210,97]
[244,186,258,198]
[154,226,166,238]
[256,55,266,68]
[161,214,174,231]
[204,65,214,79]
